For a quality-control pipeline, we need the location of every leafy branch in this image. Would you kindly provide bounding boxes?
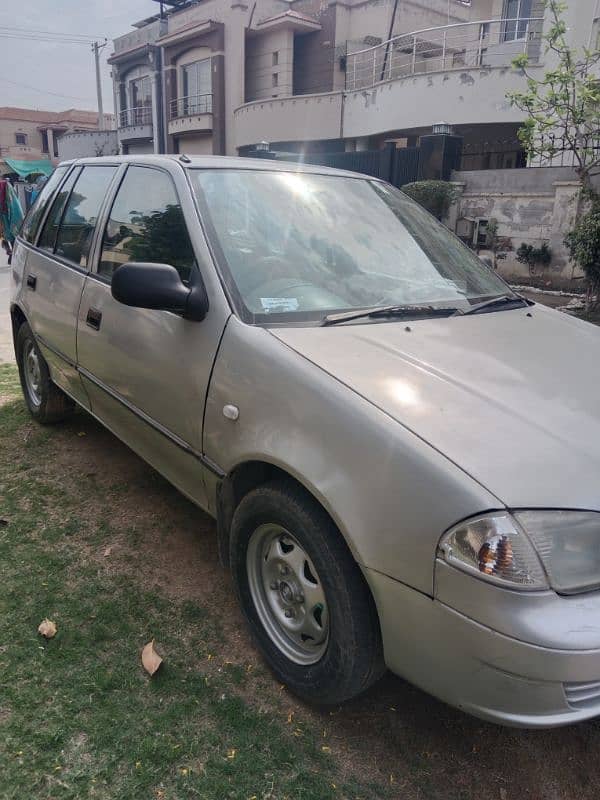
[507,0,600,187]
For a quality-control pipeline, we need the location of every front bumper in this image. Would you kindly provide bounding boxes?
[365,566,600,728]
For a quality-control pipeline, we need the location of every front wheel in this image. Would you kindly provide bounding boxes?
[230,481,384,705]
[16,322,74,424]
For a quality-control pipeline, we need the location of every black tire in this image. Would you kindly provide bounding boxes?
[230,480,385,705]
[16,322,74,424]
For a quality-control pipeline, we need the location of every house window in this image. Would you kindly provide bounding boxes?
[272,51,279,66]
[502,0,533,42]
[15,132,27,145]
[41,130,49,153]
[182,59,212,114]
[272,73,279,87]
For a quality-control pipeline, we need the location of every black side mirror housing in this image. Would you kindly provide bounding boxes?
[111,262,209,322]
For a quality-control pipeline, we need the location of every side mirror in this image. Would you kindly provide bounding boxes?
[111,262,209,322]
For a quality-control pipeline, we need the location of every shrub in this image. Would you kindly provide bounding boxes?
[565,202,600,310]
[402,180,458,219]
[515,242,552,275]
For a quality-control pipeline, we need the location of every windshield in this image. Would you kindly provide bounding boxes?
[191,169,512,324]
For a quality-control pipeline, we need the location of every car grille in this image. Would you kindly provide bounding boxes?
[564,681,600,710]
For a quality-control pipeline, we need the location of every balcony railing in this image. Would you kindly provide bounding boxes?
[170,94,213,120]
[345,17,544,91]
[118,106,153,128]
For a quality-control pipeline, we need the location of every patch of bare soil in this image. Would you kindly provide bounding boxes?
[33,411,600,800]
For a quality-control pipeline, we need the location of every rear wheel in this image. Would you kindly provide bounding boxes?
[230,481,384,705]
[16,322,74,424]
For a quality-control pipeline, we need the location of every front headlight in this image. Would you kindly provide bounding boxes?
[515,511,600,594]
[438,513,548,590]
[439,511,600,594]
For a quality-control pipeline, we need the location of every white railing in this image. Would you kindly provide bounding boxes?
[170,94,213,120]
[346,17,544,91]
[118,106,153,128]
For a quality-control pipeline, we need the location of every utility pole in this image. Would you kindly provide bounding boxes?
[92,40,108,130]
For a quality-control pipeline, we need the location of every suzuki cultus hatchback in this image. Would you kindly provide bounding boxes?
[10,155,600,727]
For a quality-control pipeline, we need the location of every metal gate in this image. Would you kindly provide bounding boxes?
[266,144,422,188]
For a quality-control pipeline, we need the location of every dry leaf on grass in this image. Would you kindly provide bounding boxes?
[141,639,163,676]
[38,619,57,638]
[103,546,112,557]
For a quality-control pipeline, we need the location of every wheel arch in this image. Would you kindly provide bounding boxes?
[10,303,27,341]
[215,459,358,570]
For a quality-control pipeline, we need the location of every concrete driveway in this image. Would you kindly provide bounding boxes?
[0,247,14,363]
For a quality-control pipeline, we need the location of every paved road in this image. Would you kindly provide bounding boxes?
[0,247,14,363]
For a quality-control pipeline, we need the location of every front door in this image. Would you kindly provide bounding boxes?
[76,163,229,509]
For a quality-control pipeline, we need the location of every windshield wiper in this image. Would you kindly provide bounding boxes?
[321,305,459,327]
[459,294,533,316]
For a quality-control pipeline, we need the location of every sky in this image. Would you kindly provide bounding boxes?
[0,0,158,114]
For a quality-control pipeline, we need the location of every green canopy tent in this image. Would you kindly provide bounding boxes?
[3,158,54,178]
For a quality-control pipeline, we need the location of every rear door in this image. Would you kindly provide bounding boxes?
[22,163,118,405]
[76,162,230,508]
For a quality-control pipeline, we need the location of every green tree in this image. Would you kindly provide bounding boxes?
[507,0,600,191]
[564,200,600,310]
[516,242,552,276]
[401,180,458,220]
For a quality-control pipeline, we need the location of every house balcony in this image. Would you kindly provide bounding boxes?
[344,17,544,91]
[118,106,153,143]
[168,94,213,138]
[233,17,545,150]
[234,91,343,150]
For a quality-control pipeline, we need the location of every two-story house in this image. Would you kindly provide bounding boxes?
[110,0,598,167]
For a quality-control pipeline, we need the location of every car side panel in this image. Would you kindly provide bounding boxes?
[19,242,89,407]
[203,316,500,596]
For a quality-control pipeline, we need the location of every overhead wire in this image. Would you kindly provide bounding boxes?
[0,77,93,102]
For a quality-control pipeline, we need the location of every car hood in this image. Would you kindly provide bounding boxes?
[271,305,600,510]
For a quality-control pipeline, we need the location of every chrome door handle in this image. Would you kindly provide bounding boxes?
[86,307,102,331]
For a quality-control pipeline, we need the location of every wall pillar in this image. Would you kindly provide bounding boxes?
[150,72,160,153]
[46,128,55,160]
[163,63,177,153]
[551,180,582,276]
[226,2,248,154]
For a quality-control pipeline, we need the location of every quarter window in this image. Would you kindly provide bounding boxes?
[98,166,196,283]
[21,166,68,244]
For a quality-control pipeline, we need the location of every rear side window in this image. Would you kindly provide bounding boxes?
[54,166,117,268]
[38,168,81,252]
[98,166,196,282]
[20,166,68,244]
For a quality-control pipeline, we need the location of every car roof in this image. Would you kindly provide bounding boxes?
[59,153,373,181]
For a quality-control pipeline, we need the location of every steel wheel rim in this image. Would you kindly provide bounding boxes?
[247,524,329,665]
[23,340,42,407]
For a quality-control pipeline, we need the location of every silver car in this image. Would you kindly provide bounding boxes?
[9,155,600,728]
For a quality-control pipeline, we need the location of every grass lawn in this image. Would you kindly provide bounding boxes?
[3,360,600,800]
[0,363,383,800]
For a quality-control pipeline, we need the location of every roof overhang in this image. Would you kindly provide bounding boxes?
[157,18,219,47]
[249,10,321,37]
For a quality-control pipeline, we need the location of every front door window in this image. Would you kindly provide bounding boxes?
[98,165,196,283]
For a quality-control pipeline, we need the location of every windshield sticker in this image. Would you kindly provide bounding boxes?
[260,297,299,313]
